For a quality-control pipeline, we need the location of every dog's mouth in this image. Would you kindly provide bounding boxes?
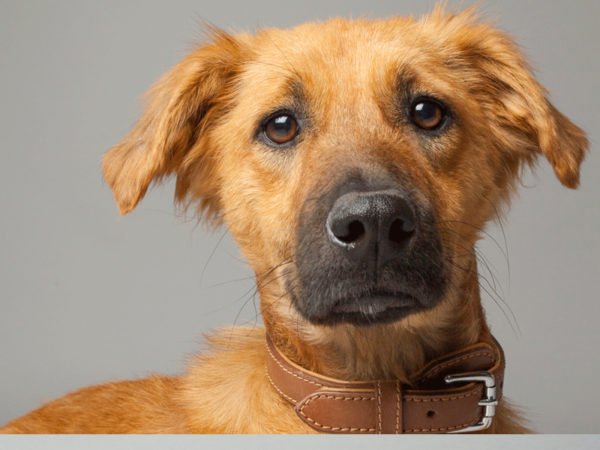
[323,292,422,325]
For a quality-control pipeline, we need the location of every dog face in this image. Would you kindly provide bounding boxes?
[103,8,587,373]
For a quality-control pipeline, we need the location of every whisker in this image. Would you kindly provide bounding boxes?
[438,222,517,333]
[206,275,256,289]
[443,256,520,336]
[439,220,509,269]
[199,229,229,286]
[231,259,295,328]
[481,193,512,285]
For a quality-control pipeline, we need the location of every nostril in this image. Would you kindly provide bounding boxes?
[389,218,414,244]
[335,220,366,244]
[327,190,417,251]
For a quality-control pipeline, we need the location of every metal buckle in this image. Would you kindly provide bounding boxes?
[444,371,498,433]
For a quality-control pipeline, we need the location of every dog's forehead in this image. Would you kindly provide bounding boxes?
[253,17,433,64]
[236,18,470,116]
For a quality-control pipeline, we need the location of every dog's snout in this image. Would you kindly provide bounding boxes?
[326,190,416,261]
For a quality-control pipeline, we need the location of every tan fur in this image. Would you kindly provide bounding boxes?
[1,6,587,434]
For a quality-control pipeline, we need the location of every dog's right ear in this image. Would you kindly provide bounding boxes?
[103,30,246,216]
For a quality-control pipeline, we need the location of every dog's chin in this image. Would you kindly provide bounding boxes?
[302,293,427,326]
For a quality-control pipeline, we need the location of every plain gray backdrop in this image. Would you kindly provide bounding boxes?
[1,0,598,433]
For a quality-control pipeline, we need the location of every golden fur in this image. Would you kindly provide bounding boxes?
[1,6,587,434]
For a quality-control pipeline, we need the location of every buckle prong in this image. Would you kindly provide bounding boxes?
[444,371,498,433]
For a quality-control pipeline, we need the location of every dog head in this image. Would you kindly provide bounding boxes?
[103,8,587,377]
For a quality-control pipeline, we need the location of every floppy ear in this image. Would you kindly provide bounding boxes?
[102,30,245,215]
[456,18,589,188]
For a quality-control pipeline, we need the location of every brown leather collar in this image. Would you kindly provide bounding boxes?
[265,334,505,434]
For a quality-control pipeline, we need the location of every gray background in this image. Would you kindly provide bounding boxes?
[0,0,598,433]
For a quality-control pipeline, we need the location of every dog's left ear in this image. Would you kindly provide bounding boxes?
[103,30,246,216]
[459,20,589,188]
[538,102,589,187]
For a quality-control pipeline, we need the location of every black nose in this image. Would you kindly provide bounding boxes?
[326,190,417,263]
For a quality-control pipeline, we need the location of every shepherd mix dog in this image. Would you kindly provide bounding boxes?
[1,6,588,433]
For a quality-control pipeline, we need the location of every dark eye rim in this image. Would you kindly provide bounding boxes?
[259,109,302,148]
[408,96,451,133]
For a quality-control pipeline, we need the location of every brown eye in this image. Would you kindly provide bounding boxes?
[264,114,299,145]
[410,99,445,130]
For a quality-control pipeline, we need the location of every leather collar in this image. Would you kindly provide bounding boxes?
[265,334,505,433]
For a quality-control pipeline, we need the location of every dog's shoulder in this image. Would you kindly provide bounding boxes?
[484,399,533,434]
[177,326,313,433]
[0,327,310,434]
[0,375,186,433]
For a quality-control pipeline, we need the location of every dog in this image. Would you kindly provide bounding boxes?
[1,6,588,434]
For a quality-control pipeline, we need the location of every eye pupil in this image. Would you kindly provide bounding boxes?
[265,114,299,145]
[411,100,444,130]
[272,116,291,135]
[415,103,436,120]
